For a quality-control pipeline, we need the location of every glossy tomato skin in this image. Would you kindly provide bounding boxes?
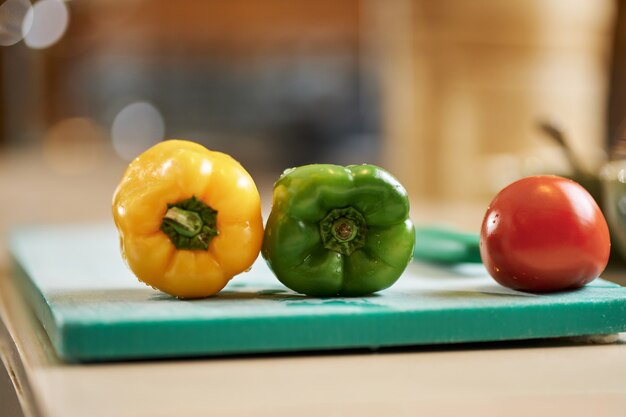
[480,176,610,292]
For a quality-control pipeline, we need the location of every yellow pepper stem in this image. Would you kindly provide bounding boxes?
[163,207,203,237]
[160,196,218,250]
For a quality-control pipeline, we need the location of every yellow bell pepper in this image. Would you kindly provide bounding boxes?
[112,140,264,298]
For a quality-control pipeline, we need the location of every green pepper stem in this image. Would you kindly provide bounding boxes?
[320,207,366,256]
[163,207,203,237]
[331,218,358,242]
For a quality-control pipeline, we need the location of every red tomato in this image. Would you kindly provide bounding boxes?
[479,175,610,292]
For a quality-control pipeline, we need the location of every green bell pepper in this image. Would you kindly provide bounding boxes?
[262,164,416,297]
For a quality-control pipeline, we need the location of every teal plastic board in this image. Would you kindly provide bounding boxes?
[8,224,626,362]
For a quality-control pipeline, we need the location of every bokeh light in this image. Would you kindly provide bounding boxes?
[111,101,165,160]
[22,0,69,49]
[0,0,31,46]
[42,117,107,175]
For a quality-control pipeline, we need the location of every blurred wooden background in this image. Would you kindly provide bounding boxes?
[370,0,615,201]
[0,0,619,202]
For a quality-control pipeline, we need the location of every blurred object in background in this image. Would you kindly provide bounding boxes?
[609,0,626,159]
[0,0,30,47]
[1,0,378,178]
[371,0,615,200]
[0,0,620,201]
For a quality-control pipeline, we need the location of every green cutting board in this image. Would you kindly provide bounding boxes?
[8,223,626,362]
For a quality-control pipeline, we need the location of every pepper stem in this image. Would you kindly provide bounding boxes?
[160,196,218,250]
[320,207,366,256]
[163,207,203,237]
[331,218,358,242]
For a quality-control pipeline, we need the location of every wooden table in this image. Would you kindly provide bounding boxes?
[4,264,626,417]
[2,147,626,417]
